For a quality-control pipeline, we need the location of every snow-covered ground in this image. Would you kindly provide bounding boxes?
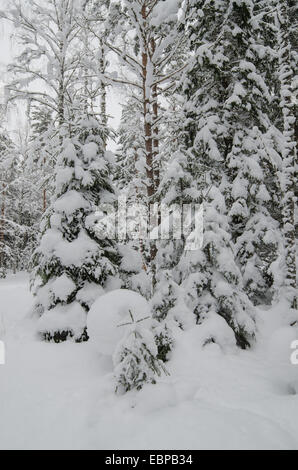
[0,274,297,450]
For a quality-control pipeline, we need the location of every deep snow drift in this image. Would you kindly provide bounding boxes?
[0,274,297,450]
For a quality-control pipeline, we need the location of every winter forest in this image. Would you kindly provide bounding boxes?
[0,0,297,451]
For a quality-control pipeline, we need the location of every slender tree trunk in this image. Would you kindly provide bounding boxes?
[99,38,108,151]
[150,38,160,193]
[43,188,47,213]
[276,1,297,309]
[134,146,147,272]
[141,3,157,288]
[141,8,154,199]
[43,157,47,213]
[58,77,65,129]
[0,183,6,269]
[58,33,65,131]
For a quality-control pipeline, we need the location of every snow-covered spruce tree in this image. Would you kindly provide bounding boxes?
[32,116,121,342]
[160,97,256,350]
[151,269,191,361]
[114,95,152,296]
[222,1,283,305]
[183,0,282,306]
[151,105,201,358]
[274,0,297,308]
[178,186,255,349]
[113,311,168,394]
[155,0,258,348]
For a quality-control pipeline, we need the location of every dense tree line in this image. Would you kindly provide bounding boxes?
[0,0,296,391]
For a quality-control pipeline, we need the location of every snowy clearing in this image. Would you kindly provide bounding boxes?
[0,274,297,450]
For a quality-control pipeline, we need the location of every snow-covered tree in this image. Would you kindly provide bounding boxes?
[0,127,40,275]
[178,187,256,349]
[32,115,121,342]
[29,103,57,213]
[2,1,83,127]
[144,0,263,348]
[274,0,297,308]
[0,129,15,276]
[114,96,151,292]
[151,269,194,361]
[182,0,283,306]
[78,0,116,146]
[11,137,42,272]
[113,310,168,393]
[104,0,186,285]
[115,97,144,193]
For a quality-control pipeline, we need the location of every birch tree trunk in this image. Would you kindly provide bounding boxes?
[141,2,157,288]
[99,38,108,151]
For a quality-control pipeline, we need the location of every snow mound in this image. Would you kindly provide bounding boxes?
[197,312,238,351]
[87,289,151,355]
[255,300,298,363]
[172,313,237,357]
[267,327,298,364]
